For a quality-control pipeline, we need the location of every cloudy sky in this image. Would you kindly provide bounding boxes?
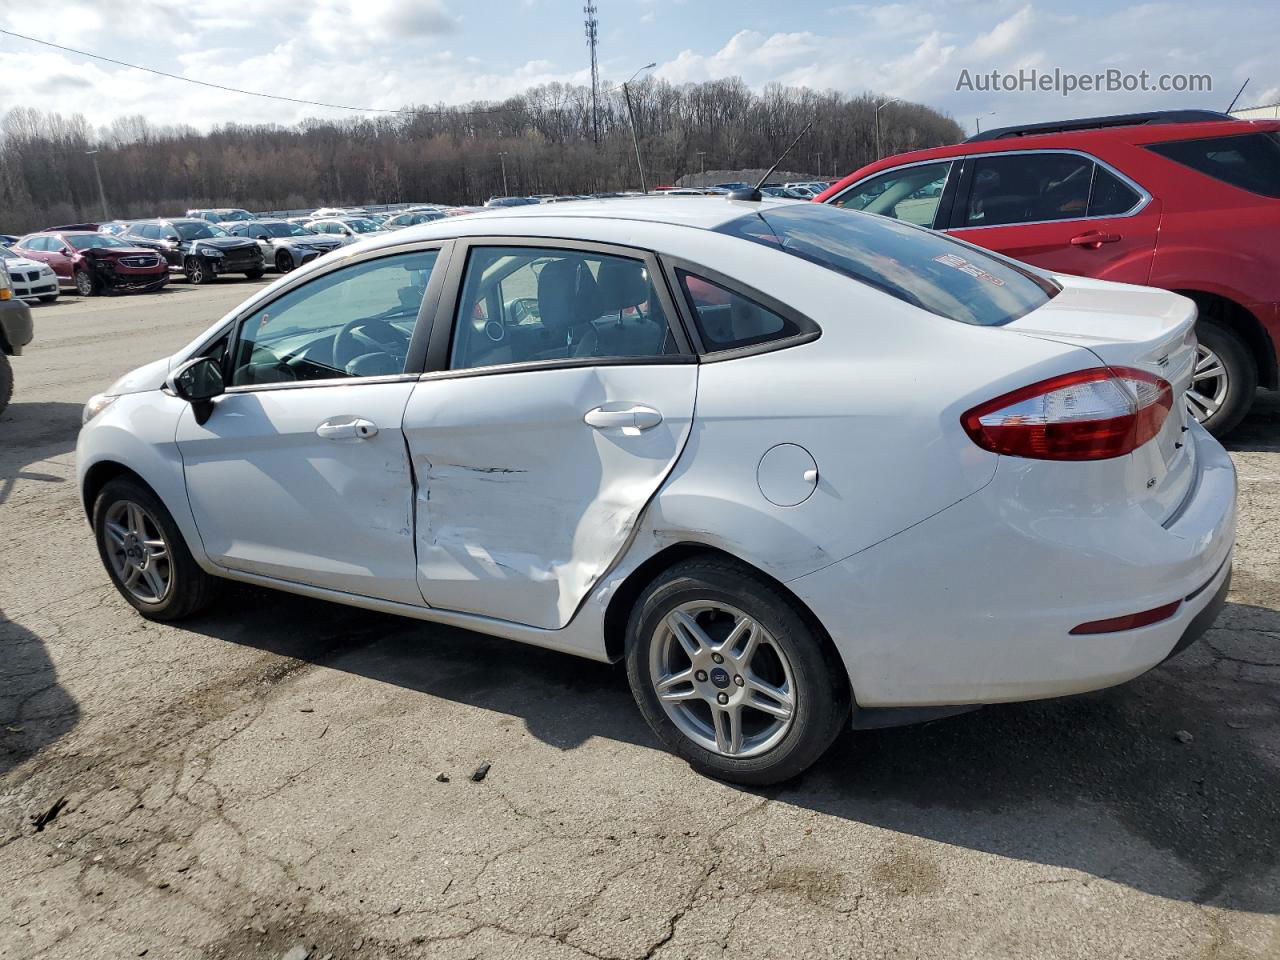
[1,0,1277,138]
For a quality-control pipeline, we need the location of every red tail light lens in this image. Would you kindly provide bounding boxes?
[962,367,1173,461]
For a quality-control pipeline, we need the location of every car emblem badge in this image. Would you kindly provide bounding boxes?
[709,667,731,689]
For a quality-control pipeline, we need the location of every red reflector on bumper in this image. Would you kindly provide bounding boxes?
[1070,600,1181,635]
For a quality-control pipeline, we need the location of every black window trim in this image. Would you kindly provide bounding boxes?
[659,255,821,362]
[207,238,455,394]
[420,235,697,380]
[945,148,1151,232]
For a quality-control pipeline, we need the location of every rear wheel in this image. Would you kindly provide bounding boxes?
[0,353,13,415]
[275,250,294,273]
[625,557,850,785]
[74,269,96,297]
[92,477,220,621]
[1189,319,1255,436]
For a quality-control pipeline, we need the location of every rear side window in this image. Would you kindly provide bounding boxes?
[676,272,802,352]
[964,153,1093,226]
[1147,133,1280,198]
[716,203,1057,327]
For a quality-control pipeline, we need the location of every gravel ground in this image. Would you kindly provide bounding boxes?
[1,282,1278,960]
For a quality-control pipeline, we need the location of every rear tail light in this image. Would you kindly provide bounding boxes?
[962,367,1172,461]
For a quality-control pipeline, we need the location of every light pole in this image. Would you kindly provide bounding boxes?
[975,111,996,134]
[497,151,509,196]
[874,98,900,160]
[86,149,110,221]
[815,152,822,178]
[697,151,706,180]
[622,62,656,193]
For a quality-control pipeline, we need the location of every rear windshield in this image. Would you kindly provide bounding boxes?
[1146,132,1280,198]
[715,203,1057,326]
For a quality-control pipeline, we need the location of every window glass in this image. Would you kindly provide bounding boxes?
[1087,166,1142,216]
[837,161,951,228]
[716,203,1056,327]
[964,153,1093,226]
[1147,133,1280,198]
[678,272,800,351]
[68,234,130,249]
[449,246,679,371]
[24,236,48,251]
[229,250,437,386]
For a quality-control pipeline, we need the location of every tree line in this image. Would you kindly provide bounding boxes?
[0,77,963,232]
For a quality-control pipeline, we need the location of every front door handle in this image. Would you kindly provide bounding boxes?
[316,417,379,440]
[584,404,663,431]
[1070,231,1121,249]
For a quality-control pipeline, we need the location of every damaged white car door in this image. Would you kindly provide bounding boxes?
[403,241,697,630]
[176,249,442,605]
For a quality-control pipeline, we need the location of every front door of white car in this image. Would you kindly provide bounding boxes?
[175,247,444,605]
[402,241,698,630]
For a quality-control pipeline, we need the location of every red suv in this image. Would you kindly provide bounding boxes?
[818,110,1280,434]
[14,228,169,297]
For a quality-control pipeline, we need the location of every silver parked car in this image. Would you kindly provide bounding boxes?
[220,219,344,272]
[304,217,388,246]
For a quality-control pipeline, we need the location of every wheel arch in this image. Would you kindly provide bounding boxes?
[81,460,155,521]
[601,542,843,677]
[1174,288,1277,390]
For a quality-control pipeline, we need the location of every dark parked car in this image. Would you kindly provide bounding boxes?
[0,264,33,414]
[13,230,169,296]
[124,219,265,284]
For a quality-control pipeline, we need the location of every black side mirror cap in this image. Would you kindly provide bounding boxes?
[167,356,224,424]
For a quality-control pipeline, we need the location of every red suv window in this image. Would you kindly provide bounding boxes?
[1146,132,1280,198]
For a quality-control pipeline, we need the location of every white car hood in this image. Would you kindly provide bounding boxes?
[2,256,45,272]
[105,356,174,396]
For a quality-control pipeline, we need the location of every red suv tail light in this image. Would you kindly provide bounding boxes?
[962,367,1173,461]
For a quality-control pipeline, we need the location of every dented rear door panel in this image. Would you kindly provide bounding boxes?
[403,364,698,629]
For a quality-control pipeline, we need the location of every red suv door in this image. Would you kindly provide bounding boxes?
[944,151,1160,284]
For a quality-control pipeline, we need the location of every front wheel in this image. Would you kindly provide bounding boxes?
[74,269,96,297]
[275,250,294,273]
[625,557,850,785]
[0,352,12,415]
[185,257,212,285]
[92,477,220,620]
[245,268,265,280]
[1188,319,1255,436]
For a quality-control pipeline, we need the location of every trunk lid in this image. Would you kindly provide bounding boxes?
[1004,275,1198,524]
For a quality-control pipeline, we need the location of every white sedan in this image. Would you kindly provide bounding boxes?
[0,247,58,303]
[76,198,1235,784]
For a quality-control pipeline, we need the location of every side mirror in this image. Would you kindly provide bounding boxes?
[165,235,180,243]
[256,234,270,241]
[167,356,224,425]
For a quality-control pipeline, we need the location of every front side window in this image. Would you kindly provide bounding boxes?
[449,246,680,371]
[836,161,952,228]
[228,250,438,386]
[964,152,1093,226]
[716,203,1056,327]
[1147,132,1280,198]
[174,222,224,240]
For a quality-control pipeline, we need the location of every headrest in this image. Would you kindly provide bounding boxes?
[537,258,599,336]
[594,259,650,314]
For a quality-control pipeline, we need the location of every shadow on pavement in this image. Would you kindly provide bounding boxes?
[0,400,84,781]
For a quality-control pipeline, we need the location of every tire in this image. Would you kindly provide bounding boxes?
[74,269,96,297]
[92,477,220,621]
[39,294,58,304]
[245,268,265,280]
[625,557,850,785]
[186,257,211,285]
[0,352,13,416]
[1190,318,1255,437]
[275,250,294,273]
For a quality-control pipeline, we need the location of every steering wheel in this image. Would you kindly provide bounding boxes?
[332,316,411,372]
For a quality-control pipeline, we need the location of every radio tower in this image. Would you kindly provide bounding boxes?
[584,2,600,145]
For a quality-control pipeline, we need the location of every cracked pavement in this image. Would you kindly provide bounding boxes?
[2,282,1279,959]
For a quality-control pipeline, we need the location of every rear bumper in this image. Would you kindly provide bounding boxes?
[789,420,1236,707]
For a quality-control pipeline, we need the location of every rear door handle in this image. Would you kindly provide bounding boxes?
[584,404,663,431]
[316,417,379,440]
[1070,231,1121,248]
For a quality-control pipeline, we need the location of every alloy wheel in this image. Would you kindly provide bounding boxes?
[103,500,172,604]
[74,271,94,296]
[649,601,796,758]
[1186,342,1229,425]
